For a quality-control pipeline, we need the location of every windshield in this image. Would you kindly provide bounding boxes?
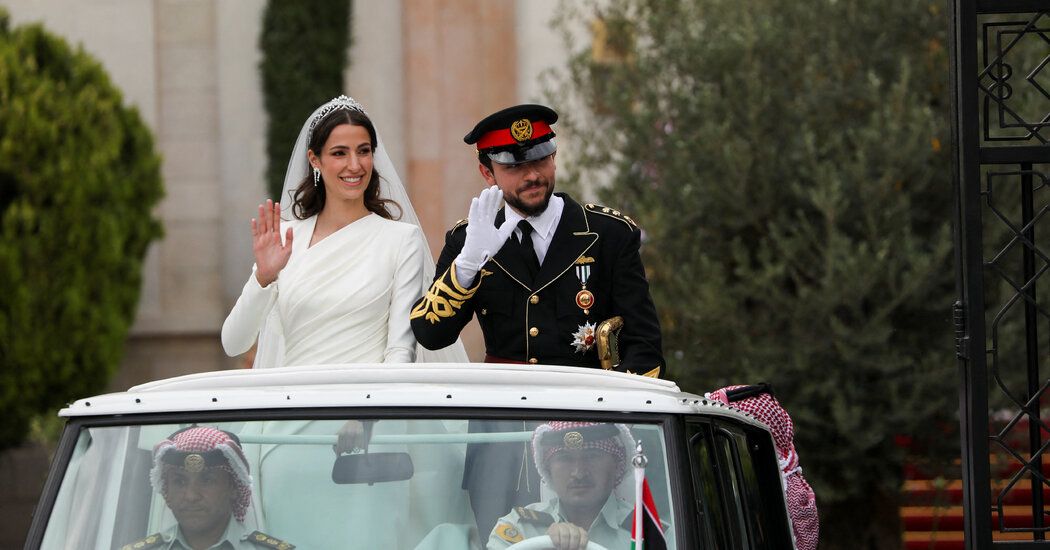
[40,417,676,550]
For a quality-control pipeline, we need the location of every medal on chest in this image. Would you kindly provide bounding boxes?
[572,256,597,353]
[574,257,595,316]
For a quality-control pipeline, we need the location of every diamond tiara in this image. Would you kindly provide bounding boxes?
[308,95,367,134]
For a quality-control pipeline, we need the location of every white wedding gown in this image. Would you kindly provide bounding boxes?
[222,214,473,550]
[221,213,422,366]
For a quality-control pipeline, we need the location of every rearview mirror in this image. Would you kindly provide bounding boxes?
[332,452,414,485]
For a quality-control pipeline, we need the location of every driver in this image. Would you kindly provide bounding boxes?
[118,426,294,550]
[487,421,634,550]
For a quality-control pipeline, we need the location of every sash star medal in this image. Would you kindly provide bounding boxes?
[572,321,597,353]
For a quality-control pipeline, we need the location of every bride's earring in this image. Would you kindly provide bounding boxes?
[312,167,320,187]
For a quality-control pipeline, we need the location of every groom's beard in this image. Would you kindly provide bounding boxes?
[502,175,555,217]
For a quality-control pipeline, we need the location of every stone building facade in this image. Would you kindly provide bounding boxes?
[4,0,577,391]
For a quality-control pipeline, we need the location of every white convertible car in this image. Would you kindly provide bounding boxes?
[24,364,795,549]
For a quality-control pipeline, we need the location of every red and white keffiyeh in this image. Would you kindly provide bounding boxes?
[532,421,634,484]
[706,385,819,550]
[150,426,253,522]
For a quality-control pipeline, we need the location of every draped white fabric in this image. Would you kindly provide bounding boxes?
[278,214,421,365]
[248,419,471,550]
[223,214,426,366]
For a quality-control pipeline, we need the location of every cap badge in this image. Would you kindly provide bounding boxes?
[564,431,584,449]
[511,118,534,143]
[183,453,205,473]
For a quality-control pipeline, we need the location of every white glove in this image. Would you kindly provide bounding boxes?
[456,186,516,272]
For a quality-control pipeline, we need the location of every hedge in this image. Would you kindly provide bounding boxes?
[0,8,163,448]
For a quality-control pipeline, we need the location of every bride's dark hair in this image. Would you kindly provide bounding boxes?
[290,109,403,220]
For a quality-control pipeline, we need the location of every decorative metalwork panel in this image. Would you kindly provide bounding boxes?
[979,13,1050,143]
[983,166,1050,534]
[953,0,1050,547]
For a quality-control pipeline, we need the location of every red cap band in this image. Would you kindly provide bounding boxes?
[476,120,553,150]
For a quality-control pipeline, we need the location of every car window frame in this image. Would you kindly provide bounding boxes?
[27,407,696,550]
[685,416,795,550]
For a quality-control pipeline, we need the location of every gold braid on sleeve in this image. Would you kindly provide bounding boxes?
[410,265,485,323]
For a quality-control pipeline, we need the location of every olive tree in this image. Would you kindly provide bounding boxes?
[550,1,955,547]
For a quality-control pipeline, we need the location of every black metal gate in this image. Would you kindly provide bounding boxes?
[952,0,1050,547]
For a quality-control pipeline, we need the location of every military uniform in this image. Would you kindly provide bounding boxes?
[414,102,664,541]
[411,192,664,374]
[117,518,294,550]
[486,495,634,550]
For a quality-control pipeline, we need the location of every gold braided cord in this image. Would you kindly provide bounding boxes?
[410,265,485,323]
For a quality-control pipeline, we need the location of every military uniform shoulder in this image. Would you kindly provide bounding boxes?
[450,218,468,233]
[492,522,526,544]
[118,533,164,550]
[246,531,295,550]
[514,506,556,527]
[584,203,639,230]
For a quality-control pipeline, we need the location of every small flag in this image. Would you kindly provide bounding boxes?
[632,444,667,550]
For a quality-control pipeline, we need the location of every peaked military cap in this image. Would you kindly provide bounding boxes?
[464,104,558,165]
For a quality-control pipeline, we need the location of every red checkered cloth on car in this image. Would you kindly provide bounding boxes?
[706,386,819,550]
[150,426,253,522]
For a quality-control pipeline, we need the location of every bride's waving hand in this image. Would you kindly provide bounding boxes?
[251,200,293,288]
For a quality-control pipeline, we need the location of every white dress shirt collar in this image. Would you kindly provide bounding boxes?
[503,194,564,264]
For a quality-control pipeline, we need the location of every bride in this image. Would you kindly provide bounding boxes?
[221,95,468,368]
[219,96,473,549]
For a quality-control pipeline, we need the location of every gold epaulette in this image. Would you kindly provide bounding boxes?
[247,531,295,550]
[119,534,163,550]
[585,203,638,229]
[451,218,468,232]
[515,506,555,527]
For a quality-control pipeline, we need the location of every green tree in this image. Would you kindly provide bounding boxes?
[0,10,163,449]
[260,0,351,200]
[550,1,954,547]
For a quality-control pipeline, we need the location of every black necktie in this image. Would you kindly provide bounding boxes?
[517,220,540,278]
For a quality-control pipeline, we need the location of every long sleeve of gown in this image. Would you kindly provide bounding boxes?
[384,226,425,363]
[221,266,279,356]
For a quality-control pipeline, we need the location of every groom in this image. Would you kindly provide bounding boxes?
[410,103,664,375]
[410,104,665,538]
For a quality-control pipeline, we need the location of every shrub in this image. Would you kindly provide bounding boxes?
[0,9,163,448]
[260,0,351,200]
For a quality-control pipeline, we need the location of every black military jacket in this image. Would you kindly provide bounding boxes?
[411,193,663,374]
